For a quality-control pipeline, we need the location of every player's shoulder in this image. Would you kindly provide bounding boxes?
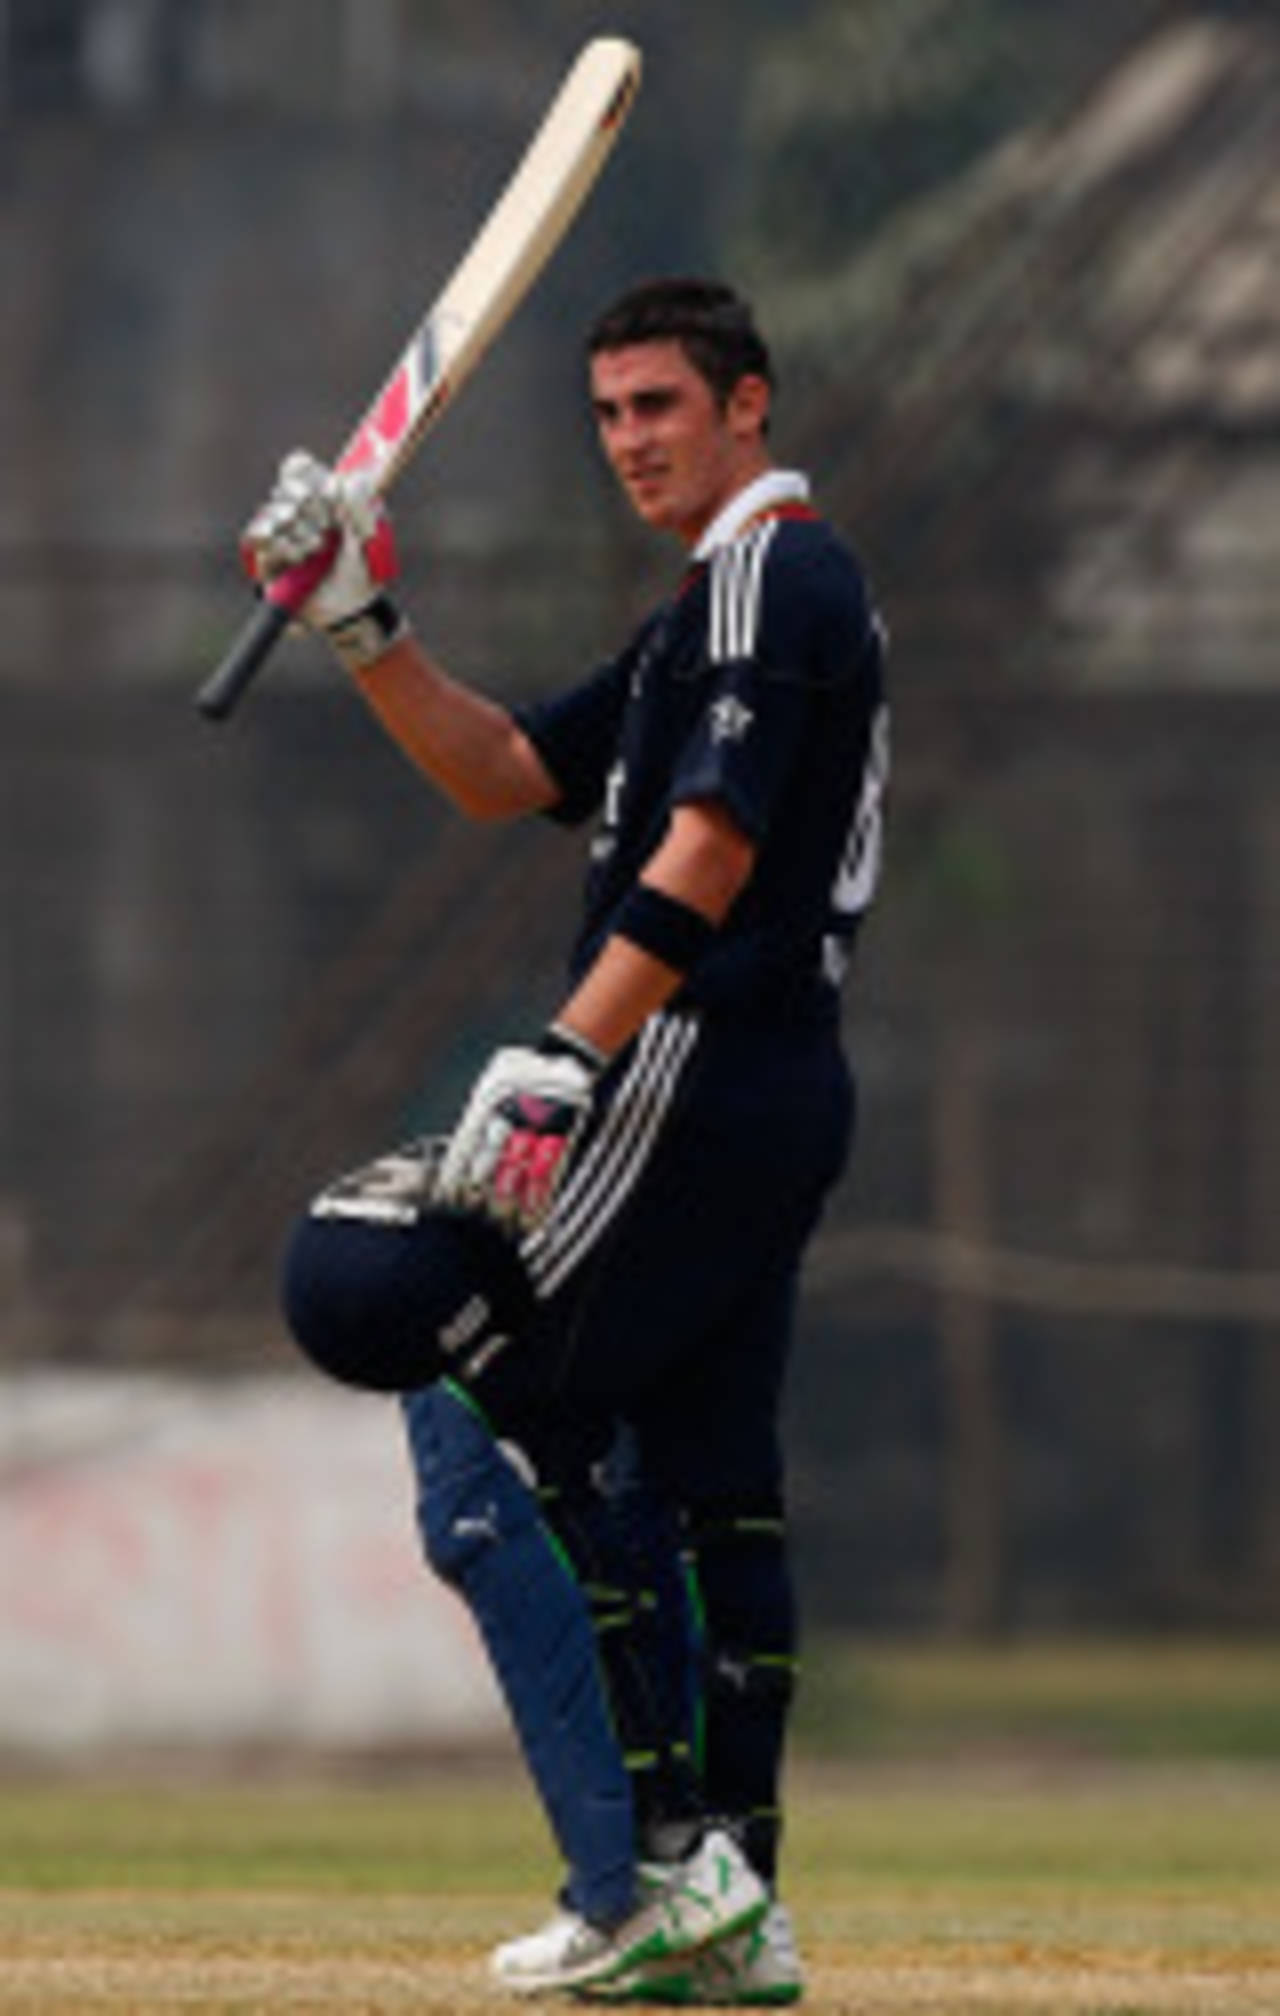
[761,512,876,652]
[767,508,866,585]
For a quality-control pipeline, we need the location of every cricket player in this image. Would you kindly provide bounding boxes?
[245,277,888,2001]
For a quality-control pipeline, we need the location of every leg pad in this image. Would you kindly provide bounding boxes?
[402,1383,634,1923]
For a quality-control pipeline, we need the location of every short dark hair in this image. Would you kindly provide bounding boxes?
[586,277,775,408]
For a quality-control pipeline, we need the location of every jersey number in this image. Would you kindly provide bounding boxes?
[823,702,890,984]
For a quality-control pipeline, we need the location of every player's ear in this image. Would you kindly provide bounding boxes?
[727,372,771,442]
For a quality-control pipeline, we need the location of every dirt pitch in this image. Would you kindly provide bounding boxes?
[0,1762,1276,2013]
[1,1913,1277,2014]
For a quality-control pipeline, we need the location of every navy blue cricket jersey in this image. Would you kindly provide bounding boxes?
[518,471,889,1021]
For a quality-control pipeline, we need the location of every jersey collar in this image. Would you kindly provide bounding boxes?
[691,470,812,561]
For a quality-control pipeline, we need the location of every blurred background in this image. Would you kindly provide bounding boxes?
[2,0,1280,1755]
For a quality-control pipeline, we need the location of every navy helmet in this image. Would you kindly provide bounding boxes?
[281,1139,536,1393]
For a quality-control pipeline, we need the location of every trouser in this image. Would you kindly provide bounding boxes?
[430,1004,854,1882]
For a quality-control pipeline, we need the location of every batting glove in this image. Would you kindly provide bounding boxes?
[241,449,406,673]
[437,1027,607,1236]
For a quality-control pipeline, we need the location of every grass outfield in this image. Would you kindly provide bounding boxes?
[1,1641,1279,2013]
[794,1637,1280,1762]
[0,1761,1277,2013]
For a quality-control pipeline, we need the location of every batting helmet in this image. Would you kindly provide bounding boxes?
[280,1138,536,1393]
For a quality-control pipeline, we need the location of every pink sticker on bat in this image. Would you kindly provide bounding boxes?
[339,367,413,474]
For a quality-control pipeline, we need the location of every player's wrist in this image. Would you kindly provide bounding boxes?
[540,1022,609,1076]
[325,592,410,675]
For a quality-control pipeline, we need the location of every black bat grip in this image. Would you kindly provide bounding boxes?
[195,596,293,722]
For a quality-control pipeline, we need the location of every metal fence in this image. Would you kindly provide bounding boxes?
[5,3,1280,1632]
[5,641,1280,1630]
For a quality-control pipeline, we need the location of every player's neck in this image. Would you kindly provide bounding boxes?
[690,467,812,560]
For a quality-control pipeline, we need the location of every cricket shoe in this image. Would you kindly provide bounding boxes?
[490,1827,768,1996]
[575,1900,803,2005]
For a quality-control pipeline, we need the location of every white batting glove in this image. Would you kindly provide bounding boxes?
[241,450,406,672]
[437,1028,606,1235]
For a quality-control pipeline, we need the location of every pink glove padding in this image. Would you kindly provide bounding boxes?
[241,450,399,631]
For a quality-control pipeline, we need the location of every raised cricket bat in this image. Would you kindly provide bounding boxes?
[196,36,642,722]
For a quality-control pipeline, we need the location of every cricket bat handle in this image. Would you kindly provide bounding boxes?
[194,598,292,721]
[194,538,336,721]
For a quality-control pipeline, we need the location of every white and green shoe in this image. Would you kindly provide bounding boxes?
[576,1900,804,2006]
[490,1829,768,1996]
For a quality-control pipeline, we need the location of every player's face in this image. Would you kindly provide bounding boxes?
[590,341,771,547]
